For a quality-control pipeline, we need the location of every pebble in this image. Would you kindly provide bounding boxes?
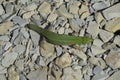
[62,67,82,80]
[12,16,28,27]
[55,53,71,68]
[69,4,79,14]
[105,18,120,32]
[57,4,73,18]
[5,3,14,14]
[0,5,4,15]
[0,74,6,80]
[40,41,55,58]
[55,46,63,56]
[92,66,108,80]
[29,30,40,47]
[93,39,104,48]
[15,59,24,71]
[20,28,29,39]
[99,29,114,42]
[106,70,120,80]
[12,45,26,54]
[92,1,109,11]
[0,21,13,35]
[4,42,12,51]
[24,3,37,11]
[79,3,90,19]
[114,35,120,46]
[69,18,81,32]
[8,66,19,80]
[91,45,106,55]
[38,1,51,14]
[86,21,99,38]
[2,52,18,67]
[27,68,47,80]
[47,13,58,22]
[58,27,65,34]
[105,52,120,69]
[102,3,120,20]
[22,11,35,19]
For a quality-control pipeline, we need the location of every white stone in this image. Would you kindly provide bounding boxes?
[2,52,18,67]
[38,1,51,14]
[102,3,120,20]
[0,5,4,15]
[0,21,13,35]
[15,59,24,71]
[86,21,99,38]
[47,13,58,22]
[99,29,114,42]
[91,45,106,55]
[57,4,73,18]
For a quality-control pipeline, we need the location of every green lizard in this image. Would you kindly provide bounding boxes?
[28,24,93,45]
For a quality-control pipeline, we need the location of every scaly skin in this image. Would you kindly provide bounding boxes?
[28,24,93,45]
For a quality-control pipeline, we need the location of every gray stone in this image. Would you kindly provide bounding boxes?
[62,67,82,80]
[92,1,109,11]
[106,71,120,80]
[0,5,4,15]
[55,46,63,56]
[114,35,120,46]
[2,52,18,67]
[5,3,14,14]
[0,74,6,80]
[27,68,47,80]
[86,21,99,38]
[13,45,26,54]
[102,3,120,20]
[20,74,27,80]
[12,16,28,27]
[4,42,12,50]
[57,4,73,18]
[30,30,40,47]
[92,66,108,80]
[24,3,37,11]
[20,28,29,39]
[0,21,13,35]
[91,45,106,55]
[99,29,114,42]
[0,36,10,41]
[0,65,7,74]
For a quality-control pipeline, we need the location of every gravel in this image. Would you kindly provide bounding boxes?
[0,0,120,80]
